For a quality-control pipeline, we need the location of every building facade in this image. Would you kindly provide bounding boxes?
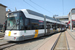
[68,8,75,29]
[55,8,75,30]
[54,16,68,24]
[0,4,6,31]
[0,4,6,25]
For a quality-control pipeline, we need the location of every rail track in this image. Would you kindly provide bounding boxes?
[0,42,16,50]
[0,34,4,38]
[51,32,69,50]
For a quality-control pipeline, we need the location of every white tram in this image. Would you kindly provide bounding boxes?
[4,9,66,41]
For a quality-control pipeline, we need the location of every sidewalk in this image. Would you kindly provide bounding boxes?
[67,29,75,39]
[32,33,60,50]
[66,31,75,50]
[68,29,75,36]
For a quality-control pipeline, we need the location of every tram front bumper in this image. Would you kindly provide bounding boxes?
[4,36,25,41]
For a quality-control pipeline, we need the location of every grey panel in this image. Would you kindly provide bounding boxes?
[24,35,34,40]
[26,9,60,22]
[38,33,44,37]
[46,16,56,21]
[27,9,44,18]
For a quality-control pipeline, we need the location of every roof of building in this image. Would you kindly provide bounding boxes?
[55,16,68,19]
[0,4,7,8]
[68,8,75,15]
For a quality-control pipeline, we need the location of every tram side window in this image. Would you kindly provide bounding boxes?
[63,25,65,28]
[62,25,64,28]
[25,18,31,30]
[20,17,24,30]
[57,24,60,28]
[30,19,39,30]
[39,20,44,29]
[25,18,29,25]
[52,23,56,30]
[30,19,44,30]
[46,22,51,29]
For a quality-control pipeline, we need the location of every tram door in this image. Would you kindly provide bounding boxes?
[52,23,56,33]
[46,22,50,35]
[50,22,54,34]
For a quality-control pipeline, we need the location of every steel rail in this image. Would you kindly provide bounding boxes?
[51,32,61,50]
[0,35,4,38]
[0,42,16,50]
[51,32,69,50]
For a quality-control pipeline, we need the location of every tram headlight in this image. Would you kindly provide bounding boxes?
[14,37,16,39]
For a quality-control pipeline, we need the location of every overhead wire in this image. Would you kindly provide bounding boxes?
[30,0,54,14]
[62,0,64,15]
[23,0,39,11]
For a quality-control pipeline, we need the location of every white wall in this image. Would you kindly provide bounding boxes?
[72,14,75,20]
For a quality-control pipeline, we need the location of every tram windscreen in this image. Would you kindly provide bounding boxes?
[6,13,19,30]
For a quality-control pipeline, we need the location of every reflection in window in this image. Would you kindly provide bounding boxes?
[25,18,31,30]
[24,18,44,30]
[7,17,19,30]
[20,17,24,30]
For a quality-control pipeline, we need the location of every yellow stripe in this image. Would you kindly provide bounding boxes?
[8,31,11,36]
[34,30,38,38]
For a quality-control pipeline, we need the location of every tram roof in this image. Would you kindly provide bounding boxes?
[26,9,58,21]
[9,9,65,25]
[26,9,62,22]
[21,9,66,25]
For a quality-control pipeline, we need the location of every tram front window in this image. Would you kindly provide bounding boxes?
[6,13,19,30]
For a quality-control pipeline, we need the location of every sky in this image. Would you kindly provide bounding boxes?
[0,0,75,17]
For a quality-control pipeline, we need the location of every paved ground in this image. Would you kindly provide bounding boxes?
[67,29,75,39]
[66,31,75,50]
[68,30,75,36]
[0,32,4,35]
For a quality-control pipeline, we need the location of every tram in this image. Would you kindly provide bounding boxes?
[4,9,66,41]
